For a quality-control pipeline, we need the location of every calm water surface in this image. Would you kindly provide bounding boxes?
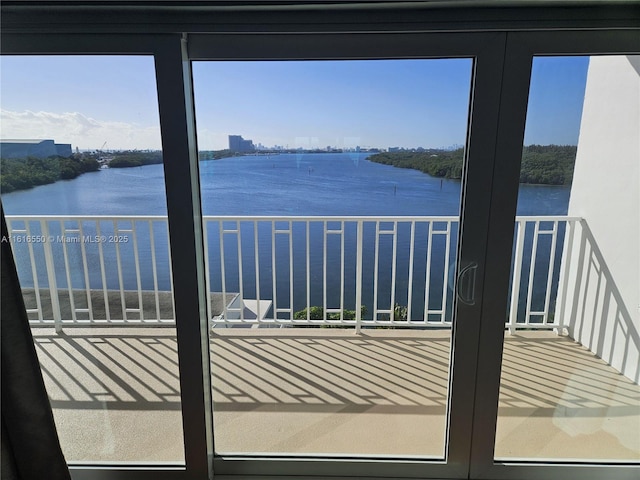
[3,153,570,319]
[3,152,570,216]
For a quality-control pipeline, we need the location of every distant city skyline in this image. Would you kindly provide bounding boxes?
[1,56,589,151]
[225,133,462,153]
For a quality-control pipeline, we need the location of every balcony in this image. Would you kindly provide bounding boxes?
[7,215,640,463]
[30,327,640,462]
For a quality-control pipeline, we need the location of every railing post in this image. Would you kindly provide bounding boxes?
[41,221,62,333]
[508,219,525,335]
[554,218,576,336]
[355,220,363,334]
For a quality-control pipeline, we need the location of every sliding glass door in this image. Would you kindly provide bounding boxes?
[187,31,507,479]
[193,57,471,459]
[1,53,186,465]
[494,54,639,463]
[1,27,637,480]
[470,31,639,480]
[0,34,215,479]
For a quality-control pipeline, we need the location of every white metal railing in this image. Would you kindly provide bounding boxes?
[203,216,459,330]
[5,215,175,332]
[5,215,579,332]
[508,216,579,333]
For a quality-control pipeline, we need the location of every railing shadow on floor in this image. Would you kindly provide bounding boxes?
[34,326,638,420]
[559,220,640,384]
[33,328,181,411]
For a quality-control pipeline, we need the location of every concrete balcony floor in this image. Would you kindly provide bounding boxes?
[32,327,640,464]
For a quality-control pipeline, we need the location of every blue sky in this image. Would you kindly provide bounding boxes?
[192,59,473,150]
[1,55,589,150]
[524,56,590,145]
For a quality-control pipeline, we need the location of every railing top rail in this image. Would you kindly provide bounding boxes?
[5,214,169,221]
[204,215,462,222]
[6,214,581,222]
[5,214,460,221]
[515,215,581,222]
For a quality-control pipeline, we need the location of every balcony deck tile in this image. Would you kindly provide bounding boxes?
[32,327,640,463]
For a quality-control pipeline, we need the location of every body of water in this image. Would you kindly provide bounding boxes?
[3,152,570,217]
[3,152,570,320]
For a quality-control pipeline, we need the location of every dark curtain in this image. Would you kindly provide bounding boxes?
[1,205,70,480]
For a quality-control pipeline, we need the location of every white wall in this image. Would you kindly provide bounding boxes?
[559,55,639,383]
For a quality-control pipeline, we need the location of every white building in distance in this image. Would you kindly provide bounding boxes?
[0,139,73,159]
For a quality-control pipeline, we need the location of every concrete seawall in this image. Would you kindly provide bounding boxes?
[21,288,235,322]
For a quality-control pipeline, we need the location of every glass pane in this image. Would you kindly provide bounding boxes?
[193,59,473,457]
[0,56,185,463]
[495,55,640,461]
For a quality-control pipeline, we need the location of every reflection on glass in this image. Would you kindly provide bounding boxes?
[495,55,640,461]
[193,59,473,456]
[0,56,185,463]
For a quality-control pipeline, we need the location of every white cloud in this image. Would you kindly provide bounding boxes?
[0,110,162,150]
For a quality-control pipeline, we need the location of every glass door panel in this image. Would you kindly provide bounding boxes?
[495,55,640,461]
[192,59,473,457]
[0,55,185,463]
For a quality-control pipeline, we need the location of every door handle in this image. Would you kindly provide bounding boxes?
[457,261,478,306]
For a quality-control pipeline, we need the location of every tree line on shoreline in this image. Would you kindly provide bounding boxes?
[368,144,577,185]
[0,151,163,193]
[0,149,245,193]
[0,155,101,193]
[1,145,577,193]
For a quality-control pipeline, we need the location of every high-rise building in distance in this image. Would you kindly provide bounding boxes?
[228,135,255,153]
